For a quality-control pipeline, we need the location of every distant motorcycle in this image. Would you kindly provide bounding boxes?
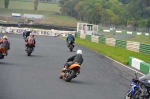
[23,36,26,41]
[60,62,81,82]
[67,40,74,52]
[125,72,150,99]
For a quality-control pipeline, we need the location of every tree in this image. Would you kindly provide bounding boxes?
[146,18,150,27]
[4,0,9,9]
[74,1,84,20]
[118,0,130,4]
[34,0,38,10]
[59,0,150,26]
[126,1,142,20]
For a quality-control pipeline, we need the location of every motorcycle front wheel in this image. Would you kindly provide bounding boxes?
[27,48,32,56]
[125,90,132,99]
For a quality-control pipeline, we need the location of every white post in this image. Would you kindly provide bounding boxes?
[77,23,79,32]
[77,23,78,32]
[85,23,87,35]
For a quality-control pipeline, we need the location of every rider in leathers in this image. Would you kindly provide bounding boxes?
[63,49,83,71]
[139,73,150,98]
[25,33,36,51]
[66,33,75,47]
[0,35,10,56]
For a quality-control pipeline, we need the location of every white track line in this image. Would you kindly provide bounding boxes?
[59,37,145,76]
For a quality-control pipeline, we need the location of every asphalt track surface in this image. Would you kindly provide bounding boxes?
[0,34,143,99]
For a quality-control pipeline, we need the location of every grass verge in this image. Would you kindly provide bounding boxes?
[98,32,150,44]
[60,36,150,64]
[122,35,150,44]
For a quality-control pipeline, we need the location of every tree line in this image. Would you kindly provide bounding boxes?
[59,0,150,27]
[4,0,38,10]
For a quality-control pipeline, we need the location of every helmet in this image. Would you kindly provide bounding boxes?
[3,35,8,39]
[30,33,34,37]
[76,50,82,55]
[30,33,33,36]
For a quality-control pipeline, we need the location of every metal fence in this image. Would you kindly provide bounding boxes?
[98,24,150,33]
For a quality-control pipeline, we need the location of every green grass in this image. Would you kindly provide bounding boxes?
[0,1,60,12]
[122,35,150,44]
[0,0,81,26]
[98,32,150,44]
[60,37,150,64]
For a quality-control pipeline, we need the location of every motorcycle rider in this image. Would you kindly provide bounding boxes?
[25,30,32,39]
[23,29,27,40]
[138,73,150,98]
[66,33,75,47]
[25,33,36,51]
[63,49,83,71]
[60,49,83,79]
[0,35,10,56]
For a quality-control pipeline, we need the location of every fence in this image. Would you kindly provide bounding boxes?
[98,24,150,33]
[76,33,150,55]
[0,26,76,37]
[0,23,76,31]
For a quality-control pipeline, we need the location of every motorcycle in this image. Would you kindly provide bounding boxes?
[0,47,7,59]
[60,62,81,82]
[23,36,26,41]
[125,72,150,99]
[67,40,74,52]
[26,44,34,56]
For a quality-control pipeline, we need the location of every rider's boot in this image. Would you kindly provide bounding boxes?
[59,74,63,79]
[62,66,69,72]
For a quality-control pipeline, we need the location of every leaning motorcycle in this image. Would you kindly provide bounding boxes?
[67,40,74,52]
[60,63,81,82]
[125,72,150,99]
[0,46,7,59]
[26,44,34,56]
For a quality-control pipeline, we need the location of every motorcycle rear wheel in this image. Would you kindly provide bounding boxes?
[65,70,76,82]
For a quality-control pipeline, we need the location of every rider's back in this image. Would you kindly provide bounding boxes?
[139,73,150,81]
[73,54,83,65]
[67,34,74,41]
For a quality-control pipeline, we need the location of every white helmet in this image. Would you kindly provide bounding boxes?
[76,50,82,55]
[30,33,33,36]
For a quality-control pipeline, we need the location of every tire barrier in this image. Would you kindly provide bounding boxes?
[0,23,76,31]
[77,32,150,55]
[129,57,150,74]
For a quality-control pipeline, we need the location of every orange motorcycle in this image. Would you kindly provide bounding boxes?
[0,47,7,59]
[60,62,81,82]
